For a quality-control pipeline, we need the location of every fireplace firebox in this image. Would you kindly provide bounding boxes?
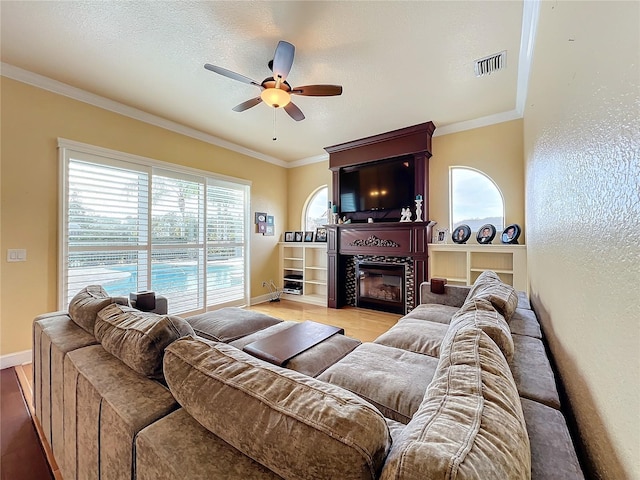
[356,262,405,314]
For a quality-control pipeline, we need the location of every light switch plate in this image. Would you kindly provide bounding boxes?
[7,249,27,262]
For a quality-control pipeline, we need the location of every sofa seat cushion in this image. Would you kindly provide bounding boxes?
[135,408,282,480]
[510,334,561,409]
[447,297,514,361]
[517,291,532,309]
[185,307,282,342]
[465,270,519,321]
[63,344,178,480]
[318,343,439,424]
[373,318,448,357]
[520,398,585,480]
[381,327,531,480]
[401,303,458,324]
[95,304,194,380]
[230,321,361,377]
[510,307,543,338]
[68,285,128,335]
[163,337,390,480]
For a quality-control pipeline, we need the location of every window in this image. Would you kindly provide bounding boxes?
[450,167,504,232]
[303,186,328,232]
[59,140,250,315]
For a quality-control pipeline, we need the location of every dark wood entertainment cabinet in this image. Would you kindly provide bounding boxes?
[324,122,435,310]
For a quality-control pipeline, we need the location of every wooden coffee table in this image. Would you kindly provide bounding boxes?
[243,320,344,366]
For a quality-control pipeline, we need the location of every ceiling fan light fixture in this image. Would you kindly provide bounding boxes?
[260,87,290,108]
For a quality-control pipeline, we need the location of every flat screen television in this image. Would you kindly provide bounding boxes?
[339,156,415,215]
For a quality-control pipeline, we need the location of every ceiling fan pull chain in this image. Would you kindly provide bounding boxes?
[272,108,277,141]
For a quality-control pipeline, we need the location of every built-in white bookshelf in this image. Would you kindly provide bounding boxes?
[279,242,327,305]
[428,243,527,292]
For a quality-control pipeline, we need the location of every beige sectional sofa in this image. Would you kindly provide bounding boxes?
[33,273,585,479]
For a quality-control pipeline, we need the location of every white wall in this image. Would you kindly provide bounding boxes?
[524,2,640,478]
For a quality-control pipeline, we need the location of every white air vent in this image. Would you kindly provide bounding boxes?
[474,51,507,77]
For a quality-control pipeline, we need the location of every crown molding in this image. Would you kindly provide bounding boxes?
[1,63,288,168]
[287,152,330,168]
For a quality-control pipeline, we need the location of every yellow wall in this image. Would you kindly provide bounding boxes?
[1,77,287,356]
[429,119,525,242]
[524,2,639,479]
[286,161,332,231]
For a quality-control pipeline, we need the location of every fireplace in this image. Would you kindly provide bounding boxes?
[356,262,405,314]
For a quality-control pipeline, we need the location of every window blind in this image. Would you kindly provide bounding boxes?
[60,141,249,314]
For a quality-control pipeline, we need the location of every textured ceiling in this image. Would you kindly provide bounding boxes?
[1,1,531,164]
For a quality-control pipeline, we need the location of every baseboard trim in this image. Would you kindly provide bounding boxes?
[250,293,274,305]
[0,349,33,369]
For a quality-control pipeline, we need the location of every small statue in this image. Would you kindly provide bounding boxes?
[400,207,412,222]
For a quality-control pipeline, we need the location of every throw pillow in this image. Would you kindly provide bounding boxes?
[68,285,128,335]
[465,270,519,321]
[447,297,514,361]
[95,303,194,380]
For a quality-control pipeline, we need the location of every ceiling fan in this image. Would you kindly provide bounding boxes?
[204,40,342,122]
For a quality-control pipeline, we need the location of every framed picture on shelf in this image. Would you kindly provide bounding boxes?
[433,228,449,244]
[476,224,496,244]
[303,231,314,242]
[284,231,295,242]
[315,227,327,242]
[294,231,304,242]
[501,224,521,244]
[452,224,471,244]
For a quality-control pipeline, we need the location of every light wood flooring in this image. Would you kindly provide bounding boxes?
[247,300,402,343]
[15,300,400,480]
[13,363,62,479]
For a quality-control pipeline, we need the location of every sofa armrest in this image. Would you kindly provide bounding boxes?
[419,282,470,308]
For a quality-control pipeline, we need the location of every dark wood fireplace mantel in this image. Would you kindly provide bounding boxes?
[323,122,436,311]
[326,222,433,309]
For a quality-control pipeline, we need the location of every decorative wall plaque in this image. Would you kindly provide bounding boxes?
[349,235,400,248]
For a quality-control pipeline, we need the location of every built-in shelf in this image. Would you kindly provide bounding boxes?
[279,243,327,305]
[428,243,527,293]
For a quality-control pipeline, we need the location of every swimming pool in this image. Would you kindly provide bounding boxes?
[68,260,245,312]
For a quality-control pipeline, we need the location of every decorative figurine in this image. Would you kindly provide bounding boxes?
[400,207,412,222]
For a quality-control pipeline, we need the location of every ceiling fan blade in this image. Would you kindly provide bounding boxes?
[232,97,263,112]
[284,101,305,121]
[291,85,343,96]
[272,41,295,81]
[204,64,261,88]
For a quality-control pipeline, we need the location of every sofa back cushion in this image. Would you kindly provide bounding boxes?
[95,303,194,380]
[68,285,128,335]
[164,337,391,480]
[381,327,531,480]
[447,297,514,361]
[465,270,519,321]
